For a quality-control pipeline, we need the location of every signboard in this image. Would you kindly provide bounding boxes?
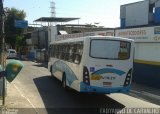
[15,20,28,28]
[56,30,114,41]
[115,26,160,42]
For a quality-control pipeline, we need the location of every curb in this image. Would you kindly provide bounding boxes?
[141,91,160,100]
[129,90,160,105]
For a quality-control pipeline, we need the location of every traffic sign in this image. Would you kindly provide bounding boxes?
[15,20,28,28]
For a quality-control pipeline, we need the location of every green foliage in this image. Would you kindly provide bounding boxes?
[16,35,25,51]
[4,7,26,48]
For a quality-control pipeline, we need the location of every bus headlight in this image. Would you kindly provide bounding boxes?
[83,66,90,85]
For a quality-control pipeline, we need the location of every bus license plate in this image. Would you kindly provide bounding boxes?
[103,82,112,87]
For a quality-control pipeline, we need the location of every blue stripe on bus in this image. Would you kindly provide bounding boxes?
[80,82,131,93]
[92,68,125,76]
[52,60,78,86]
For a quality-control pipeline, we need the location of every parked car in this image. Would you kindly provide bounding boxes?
[7,49,17,59]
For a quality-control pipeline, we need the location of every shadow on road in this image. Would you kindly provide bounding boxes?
[33,76,125,114]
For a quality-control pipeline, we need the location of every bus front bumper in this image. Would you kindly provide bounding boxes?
[80,82,131,94]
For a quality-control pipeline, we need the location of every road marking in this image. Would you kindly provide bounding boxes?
[13,83,39,114]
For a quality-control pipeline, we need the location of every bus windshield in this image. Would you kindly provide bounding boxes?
[90,39,130,60]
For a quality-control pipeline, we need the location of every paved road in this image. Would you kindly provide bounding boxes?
[4,60,160,114]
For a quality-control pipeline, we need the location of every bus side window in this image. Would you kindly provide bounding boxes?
[74,42,83,64]
[64,44,69,61]
[49,46,51,57]
[55,45,59,58]
[78,43,83,63]
[74,54,80,64]
[53,45,55,57]
[73,44,78,64]
[72,44,76,63]
[79,43,83,55]
[59,44,63,59]
[51,45,54,57]
[69,44,75,63]
[61,44,65,60]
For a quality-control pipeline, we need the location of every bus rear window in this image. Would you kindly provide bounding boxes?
[90,40,130,60]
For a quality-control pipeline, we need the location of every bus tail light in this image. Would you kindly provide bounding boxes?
[124,69,132,87]
[83,66,90,85]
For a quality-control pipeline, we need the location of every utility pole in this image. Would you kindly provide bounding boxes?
[0,0,5,105]
[0,0,4,64]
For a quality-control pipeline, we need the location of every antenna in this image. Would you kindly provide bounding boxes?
[50,0,56,17]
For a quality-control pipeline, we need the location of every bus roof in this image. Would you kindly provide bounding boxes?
[50,36,134,45]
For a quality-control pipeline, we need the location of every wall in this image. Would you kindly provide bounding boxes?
[115,25,160,88]
[115,26,160,61]
[120,1,150,27]
[134,43,160,62]
[31,31,38,45]
[115,26,160,43]
[31,27,51,50]
[48,26,57,43]
[125,1,149,27]
[154,0,160,23]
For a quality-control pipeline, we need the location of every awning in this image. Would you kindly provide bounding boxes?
[34,17,80,22]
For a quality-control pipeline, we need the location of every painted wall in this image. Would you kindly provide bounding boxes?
[134,43,160,62]
[115,26,160,62]
[115,26,160,43]
[125,1,149,27]
[115,26,160,88]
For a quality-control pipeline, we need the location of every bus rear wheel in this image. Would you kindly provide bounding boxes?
[50,67,55,79]
[62,74,67,89]
[51,71,54,77]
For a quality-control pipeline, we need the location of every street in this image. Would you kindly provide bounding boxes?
[3,60,160,114]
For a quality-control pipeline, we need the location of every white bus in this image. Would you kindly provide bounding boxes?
[48,36,134,93]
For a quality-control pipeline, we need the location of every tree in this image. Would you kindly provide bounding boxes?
[4,7,26,49]
[15,35,25,51]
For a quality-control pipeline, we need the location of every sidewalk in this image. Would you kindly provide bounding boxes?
[0,82,37,114]
[129,83,160,105]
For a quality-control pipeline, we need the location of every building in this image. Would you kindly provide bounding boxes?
[120,0,160,28]
[56,24,113,34]
[25,17,113,62]
[118,0,160,88]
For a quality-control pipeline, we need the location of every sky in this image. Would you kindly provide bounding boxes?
[4,0,141,28]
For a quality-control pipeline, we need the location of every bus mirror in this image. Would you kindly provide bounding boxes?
[5,60,24,82]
